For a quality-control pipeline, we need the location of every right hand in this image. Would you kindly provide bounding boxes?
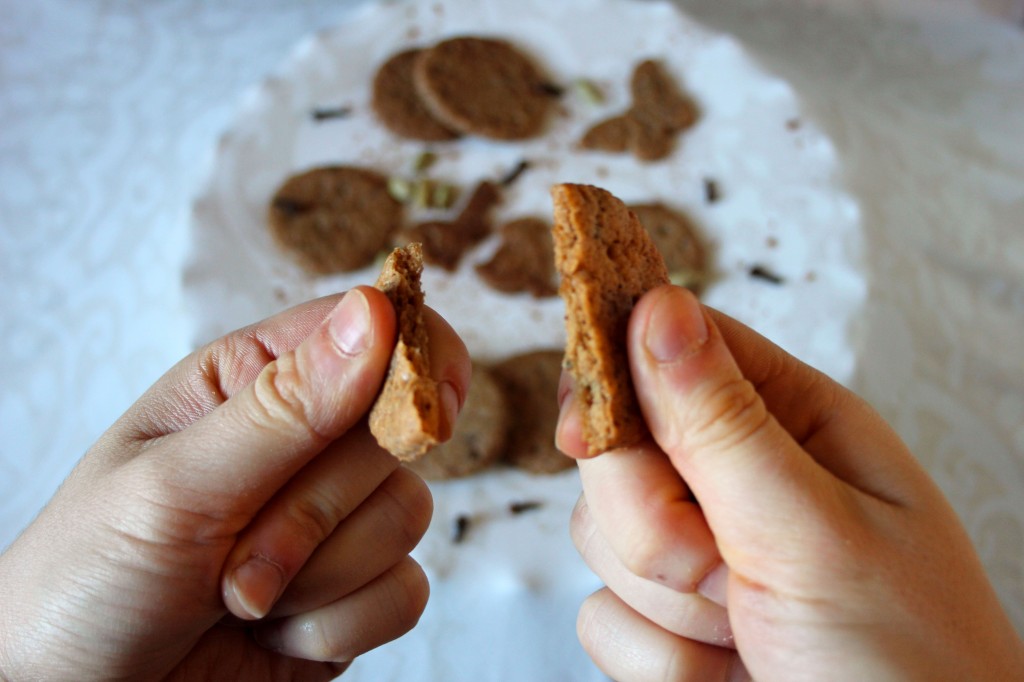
[558,285,1024,681]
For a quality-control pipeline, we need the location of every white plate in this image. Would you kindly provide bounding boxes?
[183,0,866,679]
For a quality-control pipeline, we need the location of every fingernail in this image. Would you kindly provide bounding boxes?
[697,562,729,607]
[329,289,372,356]
[557,370,574,410]
[644,287,708,362]
[230,555,285,620]
[439,380,460,434]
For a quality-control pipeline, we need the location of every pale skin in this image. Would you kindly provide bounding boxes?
[0,287,471,681]
[557,284,1024,681]
[1,284,1021,681]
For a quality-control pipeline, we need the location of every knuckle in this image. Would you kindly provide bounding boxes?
[379,558,430,632]
[682,377,769,453]
[619,528,668,583]
[381,469,433,548]
[284,490,341,544]
[250,356,326,443]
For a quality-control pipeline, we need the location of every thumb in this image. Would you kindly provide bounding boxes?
[628,285,843,567]
[132,286,397,528]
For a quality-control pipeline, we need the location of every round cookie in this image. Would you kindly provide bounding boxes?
[371,48,461,142]
[629,203,706,290]
[413,37,552,140]
[492,350,574,475]
[406,364,509,480]
[475,217,558,297]
[268,166,403,275]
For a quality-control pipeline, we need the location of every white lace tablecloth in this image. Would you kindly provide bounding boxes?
[2,0,1022,677]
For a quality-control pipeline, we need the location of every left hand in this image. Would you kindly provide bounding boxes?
[0,287,470,681]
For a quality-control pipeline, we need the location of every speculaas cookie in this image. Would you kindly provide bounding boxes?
[492,350,574,474]
[413,37,552,140]
[580,60,696,161]
[628,203,706,292]
[475,217,558,298]
[402,181,500,270]
[405,363,509,480]
[268,166,402,275]
[371,48,461,142]
[368,243,447,460]
[551,183,669,456]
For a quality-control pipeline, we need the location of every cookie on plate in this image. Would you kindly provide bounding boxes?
[492,350,574,474]
[402,181,500,270]
[371,48,461,142]
[368,243,446,460]
[628,203,706,291]
[551,183,669,455]
[406,363,509,480]
[413,36,552,140]
[580,60,696,162]
[268,166,402,274]
[475,217,558,297]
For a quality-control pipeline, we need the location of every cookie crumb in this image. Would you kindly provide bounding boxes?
[509,500,544,515]
[749,264,785,285]
[500,159,532,187]
[453,514,472,544]
[703,178,721,204]
[311,106,353,122]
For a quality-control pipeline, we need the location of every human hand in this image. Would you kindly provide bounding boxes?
[558,285,1023,681]
[0,287,470,681]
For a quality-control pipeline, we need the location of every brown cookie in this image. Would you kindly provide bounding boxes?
[628,203,706,291]
[268,166,402,275]
[629,59,696,130]
[551,183,669,456]
[579,60,696,162]
[368,243,446,460]
[406,364,508,480]
[475,217,558,298]
[371,48,461,142]
[401,181,500,270]
[492,350,574,474]
[413,37,552,140]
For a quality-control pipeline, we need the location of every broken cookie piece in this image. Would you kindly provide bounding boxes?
[579,60,697,162]
[368,243,446,460]
[551,183,669,455]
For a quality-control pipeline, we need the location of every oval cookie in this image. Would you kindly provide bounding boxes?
[492,350,574,475]
[628,203,706,291]
[413,37,552,140]
[406,363,509,480]
[371,48,461,142]
[268,166,402,275]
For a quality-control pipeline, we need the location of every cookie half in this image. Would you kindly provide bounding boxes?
[368,243,446,460]
[551,183,669,455]
[268,166,402,275]
[413,37,552,140]
[371,48,461,142]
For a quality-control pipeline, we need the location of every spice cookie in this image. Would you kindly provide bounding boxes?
[368,243,446,460]
[402,181,500,270]
[476,217,558,298]
[580,60,696,161]
[371,48,461,142]
[268,166,402,275]
[492,350,574,475]
[406,363,509,480]
[551,183,669,455]
[413,37,552,140]
[628,203,706,291]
